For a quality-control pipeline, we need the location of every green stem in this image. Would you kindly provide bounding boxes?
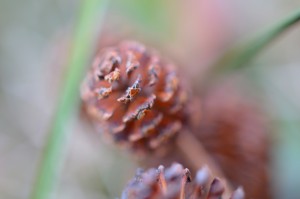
[30,1,108,199]
[209,9,300,79]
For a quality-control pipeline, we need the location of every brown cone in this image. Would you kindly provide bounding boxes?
[121,163,245,199]
[81,41,189,152]
[194,84,270,199]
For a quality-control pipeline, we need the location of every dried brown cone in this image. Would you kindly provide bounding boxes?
[122,163,245,199]
[81,41,189,152]
[193,84,270,199]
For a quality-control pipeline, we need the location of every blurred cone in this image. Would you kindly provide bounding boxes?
[121,163,244,199]
[193,83,270,199]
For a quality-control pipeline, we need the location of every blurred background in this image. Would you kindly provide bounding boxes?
[1,0,300,198]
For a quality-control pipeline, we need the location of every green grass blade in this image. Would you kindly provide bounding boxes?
[30,1,108,199]
[211,9,300,77]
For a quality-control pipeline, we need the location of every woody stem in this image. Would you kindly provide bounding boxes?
[176,128,233,198]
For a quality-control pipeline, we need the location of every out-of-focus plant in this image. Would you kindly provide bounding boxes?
[30,1,108,199]
[113,0,175,41]
[207,9,300,82]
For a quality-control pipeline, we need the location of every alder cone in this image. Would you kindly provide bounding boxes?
[194,85,270,199]
[122,163,245,199]
[81,41,189,152]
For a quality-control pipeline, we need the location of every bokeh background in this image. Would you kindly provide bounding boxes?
[1,0,300,198]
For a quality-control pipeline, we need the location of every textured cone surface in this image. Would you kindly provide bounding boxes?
[81,41,188,152]
[121,163,244,199]
[194,84,270,199]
